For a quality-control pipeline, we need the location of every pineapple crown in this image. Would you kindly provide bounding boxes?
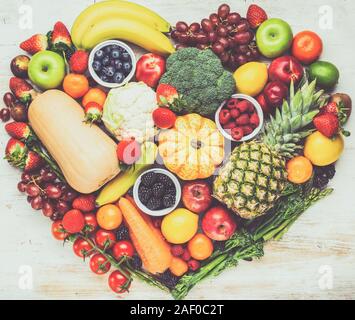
[262,79,327,159]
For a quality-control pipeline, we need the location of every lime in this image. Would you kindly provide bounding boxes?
[308,61,339,89]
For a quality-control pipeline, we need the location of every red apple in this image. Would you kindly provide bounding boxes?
[263,81,289,108]
[135,53,166,88]
[268,56,304,85]
[256,93,273,115]
[202,206,237,241]
[182,181,212,214]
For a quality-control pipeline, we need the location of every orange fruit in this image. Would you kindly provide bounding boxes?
[169,257,188,277]
[188,234,213,261]
[97,204,123,231]
[292,31,323,65]
[63,74,89,99]
[82,88,107,108]
[286,156,313,184]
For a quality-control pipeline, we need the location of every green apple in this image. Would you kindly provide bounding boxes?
[256,18,293,59]
[28,51,66,90]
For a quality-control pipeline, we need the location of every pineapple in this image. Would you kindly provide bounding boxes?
[213,80,326,220]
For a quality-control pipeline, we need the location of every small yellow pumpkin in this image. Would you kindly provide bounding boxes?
[158,114,225,180]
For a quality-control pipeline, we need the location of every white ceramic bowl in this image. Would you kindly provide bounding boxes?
[215,94,264,142]
[133,168,181,217]
[88,40,136,89]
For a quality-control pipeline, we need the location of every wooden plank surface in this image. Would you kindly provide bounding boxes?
[0,0,354,300]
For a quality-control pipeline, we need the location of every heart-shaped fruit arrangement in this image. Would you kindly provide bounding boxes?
[1,1,351,299]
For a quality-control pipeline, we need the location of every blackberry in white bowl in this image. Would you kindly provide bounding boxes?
[133,169,181,217]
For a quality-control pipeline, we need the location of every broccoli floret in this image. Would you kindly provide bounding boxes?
[160,48,236,116]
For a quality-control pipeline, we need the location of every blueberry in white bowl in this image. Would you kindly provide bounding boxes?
[88,40,136,88]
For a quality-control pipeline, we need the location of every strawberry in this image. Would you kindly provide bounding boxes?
[84,102,103,124]
[322,101,350,126]
[51,21,72,48]
[9,77,37,104]
[5,138,27,167]
[250,113,260,128]
[69,50,89,74]
[156,84,178,105]
[230,108,241,119]
[156,84,186,112]
[322,102,338,115]
[236,100,251,113]
[20,34,48,55]
[24,151,43,172]
[5,122,34,142]
[235,114,250,126]
[231,127,244,141]
[152,107,177,129]
[72,194,96,213]
[219,109,231,125]
[247,4,268,29]
[313,112,339,138]
[116,140,141,165]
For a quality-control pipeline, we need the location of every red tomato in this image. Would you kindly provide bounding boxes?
[73,238,94,258]
[95,229,116,249]
[135,53,166,88]
[112,241,135,260]
[51,220,68,241]
[62,209,85,234]
[84,213,98,233]
[116,140,141,165]
[292,31,323,65]
[89,254,111,275]
[108,270,131,294]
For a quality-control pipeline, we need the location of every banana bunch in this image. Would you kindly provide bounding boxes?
[71,0,175,56]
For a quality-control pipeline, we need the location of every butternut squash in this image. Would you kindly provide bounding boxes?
[28,90,119,194]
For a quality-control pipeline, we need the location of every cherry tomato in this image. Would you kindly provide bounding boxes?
[112,241,135,260]
[73,238,94,258]
[97,205,122,231]
[62,209,85,234]
[108,270,131,294]
[51,220,68,241]
[89,254,111,275]
[84,213,98,233]
[95,229,116,249]
[292,31,323,65]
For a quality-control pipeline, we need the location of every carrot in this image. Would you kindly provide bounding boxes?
[125,195,171,252]
[118,197,172,275]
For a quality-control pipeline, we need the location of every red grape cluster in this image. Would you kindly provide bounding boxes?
[171,4,260,69]
[18,166,78,221]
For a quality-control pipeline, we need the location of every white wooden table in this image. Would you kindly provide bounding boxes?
[0,0,354,300]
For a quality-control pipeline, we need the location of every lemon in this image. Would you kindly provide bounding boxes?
[233,62,268,97]
[304,131,344,166]
[161,209,199,244]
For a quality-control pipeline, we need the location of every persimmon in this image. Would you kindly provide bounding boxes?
[82,88,107,108]
[63,74,89,99]
[188,234,213,261]
[169,257,189,277]
[286,156,313,184]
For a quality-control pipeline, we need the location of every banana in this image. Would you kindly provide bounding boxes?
[81,18,175,55]
[71,0,171,48]
[96,142,158,207]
